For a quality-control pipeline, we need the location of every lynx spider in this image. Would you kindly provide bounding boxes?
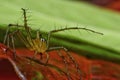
[3,8,103,80]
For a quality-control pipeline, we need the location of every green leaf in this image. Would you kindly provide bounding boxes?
[0,0,120,63]
[32,72,44,80]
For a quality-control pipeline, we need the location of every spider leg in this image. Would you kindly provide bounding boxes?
[32,51,38,59]
[3,26,10,45]
[29,51,38,64]
[4,24,21,46]
[44,52,49,65]
[8,24,34,51]
[48,46,82,80]
[3,25,16,56]
[10,34,17,59]
[3,33,10,53]
[47,27,103,48]
[3,24,32,60]
[3,25,14,50]
[57,50,72,80]
[5,31,18,60]
[48,47,75,80]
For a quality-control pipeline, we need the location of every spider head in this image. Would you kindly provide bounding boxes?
[40,38,46,43]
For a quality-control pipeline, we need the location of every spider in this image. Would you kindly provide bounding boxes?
[3,8,103,80]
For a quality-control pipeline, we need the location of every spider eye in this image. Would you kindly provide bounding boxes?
[41,38,46,42]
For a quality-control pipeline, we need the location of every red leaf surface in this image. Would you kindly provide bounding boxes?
[86,0,120,12]
[0,43,120,80]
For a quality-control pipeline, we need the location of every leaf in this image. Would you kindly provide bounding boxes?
[0,43,85,80]
[0,57,21,80]
[32,72,44,80]
[0,43,120,80]
[0,0,120,63]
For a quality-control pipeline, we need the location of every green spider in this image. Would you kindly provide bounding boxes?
[3,8,103,80]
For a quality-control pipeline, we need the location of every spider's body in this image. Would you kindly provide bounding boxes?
[25,31,49,61]
[26,32,47,53]
[4,8,103,80]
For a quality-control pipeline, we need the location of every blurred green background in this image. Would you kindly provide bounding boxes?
[0,0,120,63]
